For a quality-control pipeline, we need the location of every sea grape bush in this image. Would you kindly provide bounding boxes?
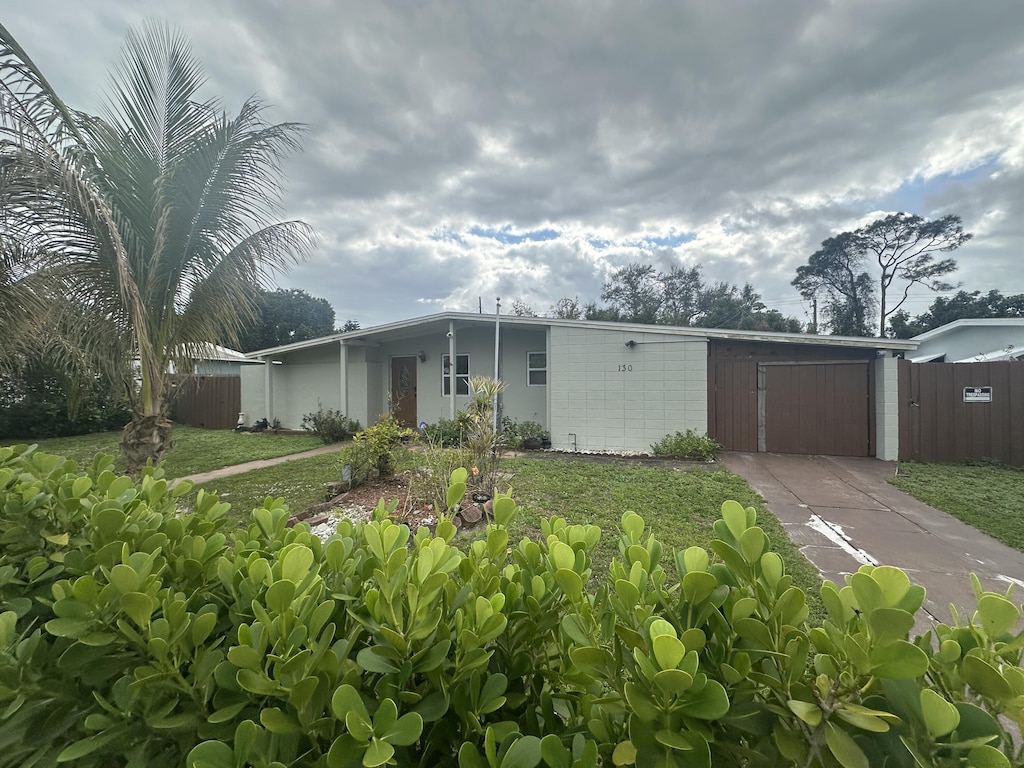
[0,444,1021,768]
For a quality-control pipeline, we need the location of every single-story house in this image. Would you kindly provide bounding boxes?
[908,318,1024,363]
[240,312,917,459]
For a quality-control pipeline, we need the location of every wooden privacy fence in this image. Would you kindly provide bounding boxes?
[171,376,240,430]
[898,360,1024,466]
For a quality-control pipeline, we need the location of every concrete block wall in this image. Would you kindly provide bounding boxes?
[875,355,900,461]
[549,326,708,452]
[262,346,342,429]
[239,366,265,426]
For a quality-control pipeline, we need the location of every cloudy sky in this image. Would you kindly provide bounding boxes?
[7,1,1024,330]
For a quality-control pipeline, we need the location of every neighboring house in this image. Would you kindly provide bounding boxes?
[169,344,264,375]
[172,345,264,429]
[241,312,916,459]
[908,318,1024,363]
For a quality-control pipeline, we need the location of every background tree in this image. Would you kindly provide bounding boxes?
[236,288,335,352]
[509,299,537,317]
[860,212,970,336]
[659,265,704,326]
[793,213,970,336]
[694,282,802,332]
[793,232,875,336]
[340,319,361,332]
[599,263,662,323]
[549,296,583,319]
[888,289,1024,338]
[0,22,314,468]
[590,262,802,331]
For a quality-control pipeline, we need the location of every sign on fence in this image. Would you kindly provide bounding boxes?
[963,386,993,403]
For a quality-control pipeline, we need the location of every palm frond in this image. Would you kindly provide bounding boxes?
[0,20,313,463]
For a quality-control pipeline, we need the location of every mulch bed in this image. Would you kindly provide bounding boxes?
[287,469,489,533]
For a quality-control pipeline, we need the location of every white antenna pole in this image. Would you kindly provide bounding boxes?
[493,297,501,432]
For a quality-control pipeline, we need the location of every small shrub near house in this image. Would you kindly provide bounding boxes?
[422,414,471,446]
[338,415,413,486]
[301,406,360,443]
[0,444,1022,768]
[501,416,549,448]
[651,429,722,460]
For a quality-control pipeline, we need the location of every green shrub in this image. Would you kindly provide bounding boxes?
[301,405,360,443]
[501,417,548,448]
[651,429,722,460]
[338,415,413,485]
[421,415,470,446]
[0,361,129,439]
[412,443,474,512]
[0,444,1021,768]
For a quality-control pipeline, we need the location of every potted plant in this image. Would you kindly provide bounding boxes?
[517,420,548,450]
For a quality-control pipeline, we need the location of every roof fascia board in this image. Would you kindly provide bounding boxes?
[245,310,917,357]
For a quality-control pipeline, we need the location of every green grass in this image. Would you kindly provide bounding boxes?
[2,426,326,478]
[891,462,1024,552]
[500,456,823,618]
[194,451,348,516]
[189,447,421,523]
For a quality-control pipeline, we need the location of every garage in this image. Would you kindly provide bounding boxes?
[709,341,875,457]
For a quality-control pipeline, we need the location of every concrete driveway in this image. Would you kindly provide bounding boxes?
[718,452,1024,632]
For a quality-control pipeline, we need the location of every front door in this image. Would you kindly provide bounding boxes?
[390,356,418,427]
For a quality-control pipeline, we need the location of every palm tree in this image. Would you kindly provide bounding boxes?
[0,22,314,467]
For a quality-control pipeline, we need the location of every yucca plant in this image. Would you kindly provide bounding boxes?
[0,21,314,467]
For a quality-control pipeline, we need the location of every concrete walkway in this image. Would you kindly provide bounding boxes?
[175,443,346,486]
[719,452,1024,631]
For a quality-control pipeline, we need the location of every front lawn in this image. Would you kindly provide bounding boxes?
[891,462,1024,552]
[505,456,822,615]
[1,425,326,477]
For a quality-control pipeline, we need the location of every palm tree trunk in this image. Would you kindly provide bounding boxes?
[121,358,172,470]
[121,411,173,470]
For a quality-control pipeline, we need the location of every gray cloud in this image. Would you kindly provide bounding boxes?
[6,0,1024,327]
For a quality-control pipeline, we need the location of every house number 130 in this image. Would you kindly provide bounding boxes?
[617,364,633,372]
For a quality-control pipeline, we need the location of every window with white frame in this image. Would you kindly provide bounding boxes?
[527,351,547,386]
[442,353,470,396]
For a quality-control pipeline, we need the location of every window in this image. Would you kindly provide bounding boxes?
[527,351,547,386]
[442,353,470,396]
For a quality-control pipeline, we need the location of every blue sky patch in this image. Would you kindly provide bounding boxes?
[624,230,697,249]
[468,225,560,244]
[875,157,999,216]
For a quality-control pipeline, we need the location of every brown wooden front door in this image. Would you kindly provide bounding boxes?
[390,356,418,427]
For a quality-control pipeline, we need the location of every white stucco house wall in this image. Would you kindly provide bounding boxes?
[908,318,1024,362]
[241,312,916,459]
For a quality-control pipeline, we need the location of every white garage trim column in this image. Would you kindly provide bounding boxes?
[875,355,900,461]
[448,320,456,420]
[262,355,273,424]
[339,341,348,416]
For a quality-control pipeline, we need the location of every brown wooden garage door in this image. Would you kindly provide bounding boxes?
[711,357,872,456]
[763,362,870,456]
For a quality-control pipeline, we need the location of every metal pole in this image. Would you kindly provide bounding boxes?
[448,320,456,420]
[493,297,501,433]
[262,356,270,424]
